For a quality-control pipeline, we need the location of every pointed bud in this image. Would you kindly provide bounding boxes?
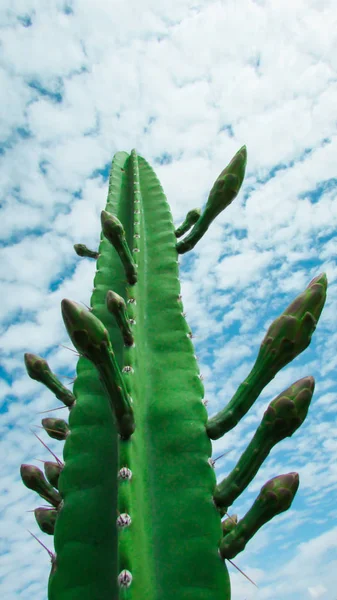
[214,377,314,509]
[221,514,238,536]
[74,244,99,259]
[24,353,75,408]
[175,208,201,238]
[20,464,61,507]
[35,507,57,535]
[207,274,327,439]
[42,418,70,441]
[101,211,137,285]
[44,461,63,489]
[61,299,135,439]
[176,146,247,253]
[106,290,134,347]
[219,473,299,559]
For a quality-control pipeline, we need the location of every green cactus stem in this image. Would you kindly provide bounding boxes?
[42,418,70,441]
[219,473,299,559]
[19,147,328,600]
[74,244,99,259]
[44,461,63,489]
[176,145,247,254]
[207,274,327,440]
[101,210,138,285]
[20,465,61,507]
[106,290,134,347]
[61,298,135,439]
[175,208,201,238]
[24,353,75,408]
[35,507,58,535]
[214,376,314,511]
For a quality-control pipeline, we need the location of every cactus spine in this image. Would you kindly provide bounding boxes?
[21,147,327,599]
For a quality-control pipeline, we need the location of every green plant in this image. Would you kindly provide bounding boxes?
[20,146,327,600]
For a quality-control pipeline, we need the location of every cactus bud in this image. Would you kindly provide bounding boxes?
[101,210,137,285]
[20,464,61,507]
[175,208,201,238]
[44,461,63,489]
[106,290,134,346]
[219,473,299,559]
[42,418,70,441]
[176,146,247,254]
[207,274,327,439]
[74,243,99,259]
[221,514,238,536]
[214,376,314,509]
[24,353,75,408]
[35,507,57,535]
[61,299,135,439]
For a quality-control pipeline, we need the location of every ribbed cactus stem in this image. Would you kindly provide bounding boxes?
[41,418,70,441]
[20,465,61,507]
[214,376,314,510]
[207,274,327,439]
[176,146,247,254]
[175,208,201,238]
[35,507,58,535]
[61,299,135,439]
[106,290,134,347]
[219,473,300,559]
[101,210,138,285]
[24,353,76,408]
[74,244,99,259]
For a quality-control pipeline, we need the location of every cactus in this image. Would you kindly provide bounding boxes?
[20,147,328,600]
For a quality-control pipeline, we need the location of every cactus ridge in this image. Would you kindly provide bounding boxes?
[19,146,328,600]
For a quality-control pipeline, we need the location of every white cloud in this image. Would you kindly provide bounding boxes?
[1,1,337,599]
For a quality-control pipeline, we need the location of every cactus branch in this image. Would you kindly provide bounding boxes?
[214,376,314,510]
[176,146,247,254]
[207,274,327,439]
[219,473,299,559]
[24,353,76,408]
[61,298,135,439]
[74,244,99,259]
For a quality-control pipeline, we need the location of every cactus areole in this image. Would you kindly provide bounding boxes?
[21,147,328,600]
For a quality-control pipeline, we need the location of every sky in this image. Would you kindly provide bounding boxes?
[1,0,337,598]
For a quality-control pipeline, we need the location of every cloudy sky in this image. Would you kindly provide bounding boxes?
[1,1,337,599]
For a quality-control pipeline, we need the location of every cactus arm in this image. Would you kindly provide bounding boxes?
[219,473,299,559]
[214,376,314,511]
[176,146,247,254]
[207,273,327,440]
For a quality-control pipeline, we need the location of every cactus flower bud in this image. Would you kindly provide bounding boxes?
[42,418,70,441]
[35,507,57,535]
[20,464,61,507]
[219,473,299,559]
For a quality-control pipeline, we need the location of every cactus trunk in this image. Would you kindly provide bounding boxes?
[20,146,327,600]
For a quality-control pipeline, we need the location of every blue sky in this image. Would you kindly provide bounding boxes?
[1,1,337,599]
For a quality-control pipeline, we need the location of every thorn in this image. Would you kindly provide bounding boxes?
[37,406,67,415]
[79,301,92,311]
[59,344,81,356]
[227,558,258,588]
[31,430,63,466]
[27,530,55,561]
[213,449,232,464]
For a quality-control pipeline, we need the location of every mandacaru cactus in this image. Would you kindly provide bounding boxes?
[20,146,328,600]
